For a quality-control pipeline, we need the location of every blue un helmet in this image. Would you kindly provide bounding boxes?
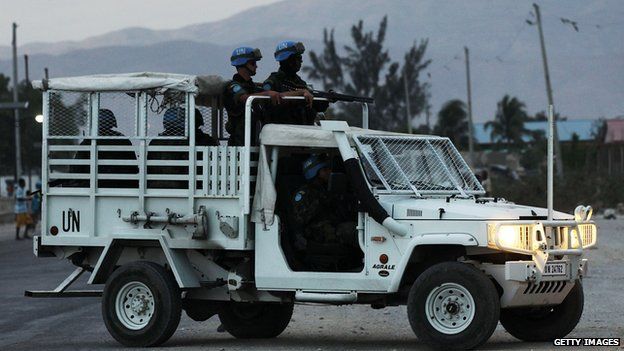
[302,154,330,180]
[163,107,185,133]
[274,41,305,61]
[230,47,262,66]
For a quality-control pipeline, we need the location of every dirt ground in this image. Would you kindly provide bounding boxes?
[0,219,622,350]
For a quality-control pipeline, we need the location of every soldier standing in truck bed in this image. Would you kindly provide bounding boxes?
[222,47,283,146]
[263,41,327,126]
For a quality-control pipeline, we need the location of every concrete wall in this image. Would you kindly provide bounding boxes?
[0,198,14,223]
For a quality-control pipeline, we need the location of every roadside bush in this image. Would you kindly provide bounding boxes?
[491,170,624,213]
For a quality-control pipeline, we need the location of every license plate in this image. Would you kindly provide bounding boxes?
[544,262,567,276]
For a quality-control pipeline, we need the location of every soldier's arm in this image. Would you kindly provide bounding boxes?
[263,78,312,107]
[230,83,282,106]
[279,89,313,108]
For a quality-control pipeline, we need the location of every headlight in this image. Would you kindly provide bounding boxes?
[488,224,536,254]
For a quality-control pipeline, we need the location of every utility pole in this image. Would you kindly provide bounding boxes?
[425,104,431,132]
[464,46,475,167]
[533,3,564,178]
[44,67,49,80]
[12,23,22,182]
[403,70,413,134]
[24,54,30,84]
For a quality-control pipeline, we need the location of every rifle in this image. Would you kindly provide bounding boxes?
[281,82,374,104]
[311,89,375,104]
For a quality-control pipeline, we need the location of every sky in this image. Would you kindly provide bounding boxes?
[0,0,282,45]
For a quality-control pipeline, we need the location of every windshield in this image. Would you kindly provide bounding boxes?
[354,135,484,196]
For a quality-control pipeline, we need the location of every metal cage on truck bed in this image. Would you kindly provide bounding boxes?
[39,82,257,251]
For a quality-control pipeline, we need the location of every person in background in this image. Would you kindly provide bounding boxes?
[28,181,42,234]
[14,178,32,240]
[480,169,492,196]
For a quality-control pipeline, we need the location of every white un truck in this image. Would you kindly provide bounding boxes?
[28,73,597,350]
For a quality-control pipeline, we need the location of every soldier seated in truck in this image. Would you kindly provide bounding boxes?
[278,153,362,272]
[71,109,138,188]
[148,107,220,189]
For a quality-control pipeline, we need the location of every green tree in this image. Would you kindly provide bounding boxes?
[433,99,469,148]
[485,95,529,149]
[304,17,431,131]
[0,75,45,176]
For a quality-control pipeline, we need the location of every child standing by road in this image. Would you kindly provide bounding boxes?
[14,178,32,240]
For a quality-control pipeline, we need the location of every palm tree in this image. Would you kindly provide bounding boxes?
[485,95,529,149]
[433,99,469,148]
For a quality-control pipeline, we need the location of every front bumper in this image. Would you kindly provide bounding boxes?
[481,258,588,308]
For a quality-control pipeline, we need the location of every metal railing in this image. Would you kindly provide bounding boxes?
[243,95,370,214]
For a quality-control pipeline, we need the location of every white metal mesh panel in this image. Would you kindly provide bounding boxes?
[97,92,138,138]
[221,109,231,140]
[48,91,89,138]
[355,135,484,196]
[146,92,187,138]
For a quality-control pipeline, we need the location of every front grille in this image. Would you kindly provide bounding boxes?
[578,224,595,246]
[523,281,567,294]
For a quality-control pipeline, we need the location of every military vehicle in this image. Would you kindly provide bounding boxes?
[28,73,596,349]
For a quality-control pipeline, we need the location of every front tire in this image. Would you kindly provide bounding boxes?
[218,302,294,338]
[102,261,181,347]
[407,262,500,350]
[500,281,584,341]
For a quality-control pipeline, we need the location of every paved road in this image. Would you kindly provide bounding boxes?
[0,220,622,350]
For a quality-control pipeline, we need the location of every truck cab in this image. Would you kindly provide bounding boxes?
[29,73,597,350]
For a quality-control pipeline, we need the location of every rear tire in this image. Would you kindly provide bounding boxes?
[102,261,181,347]
[500,281,584,341]
[218,302,294,338]
[407,261,500,350]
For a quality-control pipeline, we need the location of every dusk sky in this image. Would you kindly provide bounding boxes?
[0,0,282,45]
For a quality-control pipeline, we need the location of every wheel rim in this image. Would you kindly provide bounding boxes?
[115,281,155,330]
[425,282,476,335]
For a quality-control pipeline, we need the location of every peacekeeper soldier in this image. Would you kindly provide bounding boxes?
[223,47,283,146]
[148,107,219,189]
[291,155,358,250]
[263,41,327,125]
[72,109,138,188]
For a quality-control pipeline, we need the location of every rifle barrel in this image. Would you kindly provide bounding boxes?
[312,90,374,104]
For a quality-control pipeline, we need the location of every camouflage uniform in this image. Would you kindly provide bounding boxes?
[291,180,357,246]
[263,69,328,126]
[223,73,263,146]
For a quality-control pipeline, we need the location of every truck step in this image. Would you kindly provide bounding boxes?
[295,291,357,303]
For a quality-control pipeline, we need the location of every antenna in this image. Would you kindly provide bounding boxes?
[547,104,554,220]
